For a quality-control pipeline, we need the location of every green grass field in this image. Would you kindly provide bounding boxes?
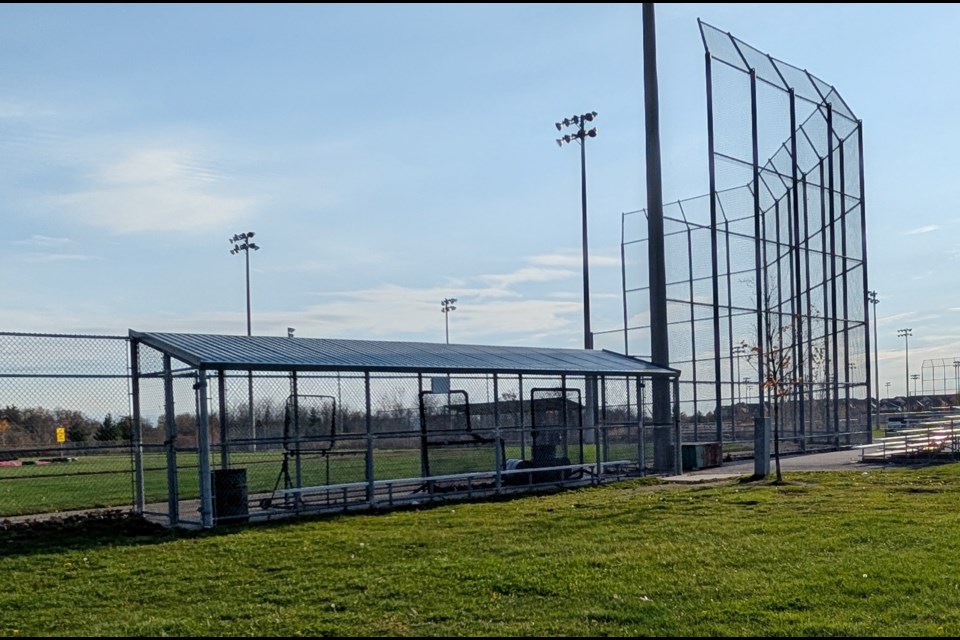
[0,443,643,517]
[4,464,960,636]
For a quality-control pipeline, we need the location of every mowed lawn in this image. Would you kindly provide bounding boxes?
[0,443,641,517]
[4,463,960,636]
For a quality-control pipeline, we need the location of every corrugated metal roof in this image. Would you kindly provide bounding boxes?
[129,331,678,377]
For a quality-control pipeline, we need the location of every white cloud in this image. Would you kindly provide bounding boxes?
[137,284,583,347]
[457,253,622,295]
[907,224,939,235]
[22,253,97,263]
[15,234,72,247]
[478,267,576,289]
[53,148,257,234]
[12,235,94,263]
[878,311,916,326]
[528,252,620,268]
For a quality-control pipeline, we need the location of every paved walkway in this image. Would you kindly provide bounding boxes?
[663,447,886,483]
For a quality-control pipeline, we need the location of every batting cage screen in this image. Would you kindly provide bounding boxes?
[602,22,870,454]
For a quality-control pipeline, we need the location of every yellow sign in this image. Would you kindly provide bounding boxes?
[56,427,66,444]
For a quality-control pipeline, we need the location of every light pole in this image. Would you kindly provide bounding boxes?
[441,298,457,344]
[868,291,879,434]
[911,373,920,401]
[897,328,912,408]
[556,111,598,350]
[885,381,890,400]
[231,231,260,449]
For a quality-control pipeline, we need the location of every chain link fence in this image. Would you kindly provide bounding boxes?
[596,21,870,456]
[1,334,684,525]
[919,359,960,407]
[0,332,135,519]
[131,337,684,527]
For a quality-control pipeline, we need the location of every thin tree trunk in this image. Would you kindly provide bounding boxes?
[774,396,782,482]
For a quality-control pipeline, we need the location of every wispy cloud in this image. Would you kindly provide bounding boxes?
[473,252,619,291]
[907,224,939,235]
[14,234,71,247]
[22,253,97,263]
[878,311,916,325]
[528,252,620,268]
[183,284,586,346]
[478,267,576,289]
[53,148,257,234]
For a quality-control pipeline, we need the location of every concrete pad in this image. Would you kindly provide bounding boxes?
[677,447,889,478]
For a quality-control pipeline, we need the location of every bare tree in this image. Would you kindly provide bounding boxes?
[741,289,826,483]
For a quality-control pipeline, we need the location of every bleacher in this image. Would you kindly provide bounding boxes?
[857,414,960,462]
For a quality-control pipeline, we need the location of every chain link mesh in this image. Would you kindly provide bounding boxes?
[1,334,682,523]
[610,24,869,457]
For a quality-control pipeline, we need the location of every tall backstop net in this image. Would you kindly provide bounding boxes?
[609,21,871,451]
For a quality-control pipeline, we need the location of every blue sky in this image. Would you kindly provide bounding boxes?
[0,3,957,396]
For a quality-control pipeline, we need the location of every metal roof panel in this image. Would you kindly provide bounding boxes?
[129,331,679,377]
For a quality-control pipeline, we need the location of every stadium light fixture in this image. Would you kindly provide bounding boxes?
[441,298,457,344]
[555,110,598,350]
[230,231,261,449]
[897,328,912,405]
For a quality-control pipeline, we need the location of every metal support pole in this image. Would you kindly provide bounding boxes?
[673,376,682,476]
[789,88,806,447]
[726,219,736,442]
[245,249,255,453]
[802,175,813,448]
[827,104,840,447]
[903,331,910,406]
[869,295,877,437]
[585,374,596,464]
[292,371,302,493]
[162,354,179,526]
[518,373,526,460]
[580,122,593,351]
[705,51,723,444]
[365,372,374,505]
[129,339,145,513]
[859,124,874,443]
[750,68,765,424]
[820,161,831,438]
[643,3,672,470]
[217,370,228,469]
[598,376,607,479]
[417,373,429,479]
[839,142,851,444]
[620,223,630,356]
[196,369,214,528]
[685,223,699,440]
[493,373,502,492]
[637,377,645,475]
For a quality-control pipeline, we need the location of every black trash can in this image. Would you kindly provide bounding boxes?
[212,468,249,524]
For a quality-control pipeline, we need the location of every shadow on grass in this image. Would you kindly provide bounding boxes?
[2,477,664,557]
[0,509,182,558]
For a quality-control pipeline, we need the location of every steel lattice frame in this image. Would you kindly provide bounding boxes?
[613,22,871,451]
